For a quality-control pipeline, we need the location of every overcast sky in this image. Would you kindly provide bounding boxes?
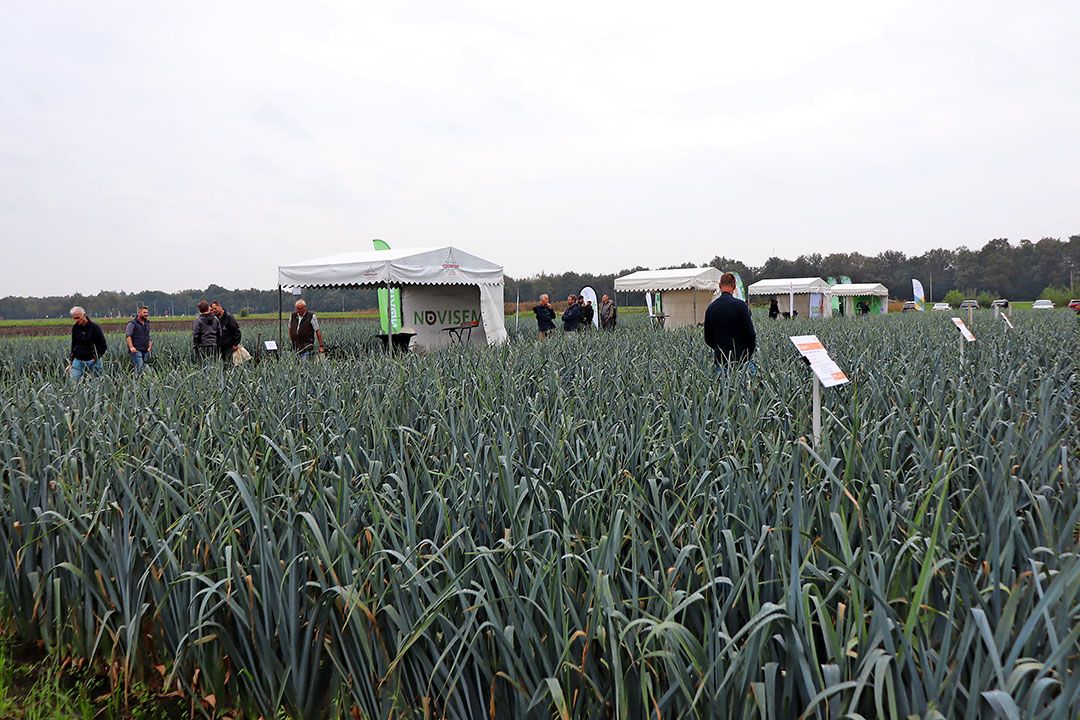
[2,1,1078,295]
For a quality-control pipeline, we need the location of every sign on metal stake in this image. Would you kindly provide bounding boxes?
[790,335,848,449]
[812,375,822,448]
[952,317,975,363]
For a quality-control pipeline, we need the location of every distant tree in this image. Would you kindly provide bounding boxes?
[976,291,995,308]
[1039,286,1071,306]
[942,290,964,307]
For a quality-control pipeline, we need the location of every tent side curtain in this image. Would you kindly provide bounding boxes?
[477,284,508,345]
[614,267,722,292]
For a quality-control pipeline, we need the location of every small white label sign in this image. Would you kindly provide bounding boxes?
[1001,313,1014,329]
[951,317,976,342]
[789,335,849,387]
[264,340,278,351]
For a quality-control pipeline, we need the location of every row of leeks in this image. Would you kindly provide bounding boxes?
[0,311,1076,718]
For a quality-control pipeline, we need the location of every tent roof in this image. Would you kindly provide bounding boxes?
[613,267,722,292]
[278,245,503,288]
[747,277,832,295]
[830,282,888,296]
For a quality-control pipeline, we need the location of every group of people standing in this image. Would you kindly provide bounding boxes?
[68,297,328,379]
[528,273,756,369]
[532,293,617,337]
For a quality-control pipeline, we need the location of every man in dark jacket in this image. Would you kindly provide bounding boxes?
[704,273,756,366]
[192,300,220,361]
[533,294,556,338]
[211,300,241,364]
[124,305,153,375]
[580,300,595,330]
[289,299,325,358]
[600,294,617,330]
[562,294,582,332]
[69,306,107,379]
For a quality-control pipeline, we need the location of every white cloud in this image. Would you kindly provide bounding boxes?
[1,0,1078,294]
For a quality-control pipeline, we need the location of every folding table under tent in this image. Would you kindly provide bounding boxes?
[277,246,508,351]
[747,277,833,319]
[613,267,722,328]
[830,282,889,316]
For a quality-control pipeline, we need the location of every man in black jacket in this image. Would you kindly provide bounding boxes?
[533,294,556,338]
[562,294,582,332]
[211,301,241,364]
[192,300,220,362]
[69,306,107,379]
[704,273,756,366]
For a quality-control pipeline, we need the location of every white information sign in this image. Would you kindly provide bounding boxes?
[951,317,976,342]
[264,340,278,351]
[789,335,849,388]
[1001,313,1014,330]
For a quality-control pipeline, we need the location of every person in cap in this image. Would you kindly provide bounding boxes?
[69,306,107,379]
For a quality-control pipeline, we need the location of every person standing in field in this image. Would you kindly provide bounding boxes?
[289,299,325,359]
[768,297,780,320]
[210,300,241,364]
[533,294,556,339]
[562,294,582,333]
[69,306,107,379]
[124,305,153,375]
[580,300,595,330]
[192,300,220,362]
[600,294,617,330]
[704,272,756,368]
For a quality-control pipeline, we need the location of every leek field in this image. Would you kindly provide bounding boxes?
[0,312,1076,719]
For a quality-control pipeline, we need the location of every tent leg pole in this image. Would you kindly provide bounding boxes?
[278,285,283,350]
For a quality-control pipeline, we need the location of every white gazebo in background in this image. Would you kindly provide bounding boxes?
[277,245,508,350]
[747,277,833,319]
[830,282,889,315]
[614,267,723,328]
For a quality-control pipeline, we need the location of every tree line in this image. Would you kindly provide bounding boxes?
[2,236,1077,320]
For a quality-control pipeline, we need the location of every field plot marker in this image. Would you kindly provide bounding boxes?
[789,335,849,448]
[951,317,975,363]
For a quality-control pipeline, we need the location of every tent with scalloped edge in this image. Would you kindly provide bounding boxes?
[747,277,833,319]
[830,282,889,315]
[614,267,723,328]
[277,245,507,350]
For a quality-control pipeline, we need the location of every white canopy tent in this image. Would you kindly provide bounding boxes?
[277,246,508,350]
[748,277,833,319]
[830,282,889,315]
[614,267,722,328]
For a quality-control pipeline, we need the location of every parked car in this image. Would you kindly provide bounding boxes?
[959,300,979,310]
[901,301,919,313]
[931,302,950,311]
[1067,299,1080,312]
[1032,299,1054,310]
[991,299,1009,309]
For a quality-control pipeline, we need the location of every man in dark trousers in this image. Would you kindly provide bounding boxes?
[69,306,108,379]
[704,273,756,368]
[533,294,556,339]
[289,299,325,359]
[192,300,220,362]
[562,294,582,333]
[211,300,241,364]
